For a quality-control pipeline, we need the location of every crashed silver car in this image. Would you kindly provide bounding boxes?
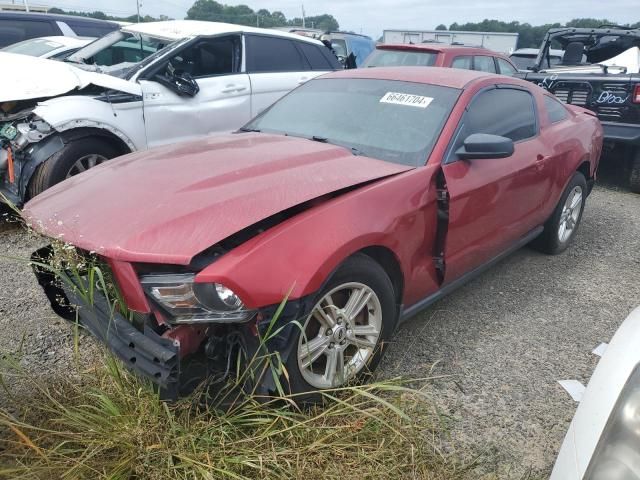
[0,20,340,205]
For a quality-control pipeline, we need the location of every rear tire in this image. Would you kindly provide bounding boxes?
[531,172,587,255]
[27,137,120,199]
[629,149,640,194]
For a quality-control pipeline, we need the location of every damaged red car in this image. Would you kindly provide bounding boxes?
[25,67,603,398]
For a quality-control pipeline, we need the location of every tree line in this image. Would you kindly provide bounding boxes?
[435,18,640,48]
[48,0,340,32]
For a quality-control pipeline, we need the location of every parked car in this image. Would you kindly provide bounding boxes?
[320,31,375,68]
[0,11,118,48]
[0,20,341,206]
[510,47,564,71]
[26,67,603,399]
[518,27,640,192]
[362,43,519,75]
[1,35,92,59]
[551,307,640,479]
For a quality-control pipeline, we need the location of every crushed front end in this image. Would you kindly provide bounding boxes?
[0,101,56,205]
[30,245,313,400]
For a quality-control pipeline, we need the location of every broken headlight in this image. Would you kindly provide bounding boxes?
[140,274,255,324]
[585,364,640,480]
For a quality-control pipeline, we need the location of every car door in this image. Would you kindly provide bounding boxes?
[245,34,327,118]
[441,86,551,282]
[139,34,251,149]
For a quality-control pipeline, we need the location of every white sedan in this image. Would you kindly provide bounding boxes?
[552,307,640,479]
[1,35,91,60]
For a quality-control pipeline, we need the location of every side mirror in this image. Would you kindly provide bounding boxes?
[456,133,514,160]
[154,71,200,97]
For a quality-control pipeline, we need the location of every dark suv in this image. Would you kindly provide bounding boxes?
[0,11,119,48]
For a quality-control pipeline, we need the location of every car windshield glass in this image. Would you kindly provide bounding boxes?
[243,78,460,167]
[330,39,347,57]
[363,49,438,67]
[66,30,175,76]
[2,38,63,56]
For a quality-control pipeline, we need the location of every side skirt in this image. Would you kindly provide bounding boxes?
[399,226,544,324]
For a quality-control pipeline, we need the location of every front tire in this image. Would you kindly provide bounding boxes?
[27,137,120,199]
[532,172,587,255]
[284,254,397,399]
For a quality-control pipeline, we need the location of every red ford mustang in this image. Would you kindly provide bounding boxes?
[25,67,603,398]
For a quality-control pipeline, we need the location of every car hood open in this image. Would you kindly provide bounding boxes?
[0,52,141,103]
[24,133,412,265]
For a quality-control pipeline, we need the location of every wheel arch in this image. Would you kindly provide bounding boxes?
[357,246,404,307]
[20,127,134,199]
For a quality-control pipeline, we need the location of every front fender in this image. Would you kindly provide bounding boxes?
[195,166,441,309]
[34,95,146,151]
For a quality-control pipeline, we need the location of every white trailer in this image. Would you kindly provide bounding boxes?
[382,29,519,54]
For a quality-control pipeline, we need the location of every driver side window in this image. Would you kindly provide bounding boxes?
[166,35,242,78]
[447,88,537,162]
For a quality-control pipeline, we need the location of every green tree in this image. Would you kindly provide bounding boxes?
[435,24,447,30]
[186,0,224,21]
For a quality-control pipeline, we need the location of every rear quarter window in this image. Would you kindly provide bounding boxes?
[246,35,308,72]
[297,41,334,70]
[544,95,570,123]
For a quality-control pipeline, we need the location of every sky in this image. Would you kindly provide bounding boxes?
[34,0,639,39]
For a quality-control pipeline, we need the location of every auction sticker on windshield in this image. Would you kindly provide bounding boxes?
[380,92,433,108]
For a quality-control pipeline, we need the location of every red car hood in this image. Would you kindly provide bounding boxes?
[24,133,412,265]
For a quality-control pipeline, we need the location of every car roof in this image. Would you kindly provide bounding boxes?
[321,66,514,89]
[0,11,118,25]
[376,43,502,56]
[121,20,325,45]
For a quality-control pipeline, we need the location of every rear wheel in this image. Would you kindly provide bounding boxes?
[27,137,120,199]
[629,148,640,194]
[531,172,587,254]
[284,254,397,400]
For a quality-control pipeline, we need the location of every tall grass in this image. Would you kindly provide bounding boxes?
[0,352,481,480]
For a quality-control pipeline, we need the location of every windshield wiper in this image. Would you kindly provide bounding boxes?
[238,127,261,133]
[311,135,328,142]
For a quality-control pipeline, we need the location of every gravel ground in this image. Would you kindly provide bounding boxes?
[1,160,640,477]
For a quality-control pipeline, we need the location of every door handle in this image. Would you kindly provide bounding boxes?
[221,85,247,94]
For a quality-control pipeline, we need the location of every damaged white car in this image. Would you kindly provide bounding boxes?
[0,20,341,205]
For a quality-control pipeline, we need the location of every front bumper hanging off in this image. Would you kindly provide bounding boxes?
[31,249,181,397]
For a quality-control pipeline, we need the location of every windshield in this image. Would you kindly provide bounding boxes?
[66,30,175,76]
[363,49,438,67]
[243,78,460,167]
[2,38,63,57]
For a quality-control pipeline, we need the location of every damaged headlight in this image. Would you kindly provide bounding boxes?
[140,274,255,324]
[585,364,640,480]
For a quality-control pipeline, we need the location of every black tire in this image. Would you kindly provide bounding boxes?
[629,149,640,194]
[531,172,587,255]
[283,254,398,401]
[27,137,120,199]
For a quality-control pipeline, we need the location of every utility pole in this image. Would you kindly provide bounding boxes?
[302,4,305,28]
[23,0,29,12]
[256,14,259,27]
[136,1,141,23]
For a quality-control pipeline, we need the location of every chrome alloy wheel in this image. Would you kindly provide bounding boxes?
[297,282,382,389]
[66,154,108,178]
[558,185,583,243]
